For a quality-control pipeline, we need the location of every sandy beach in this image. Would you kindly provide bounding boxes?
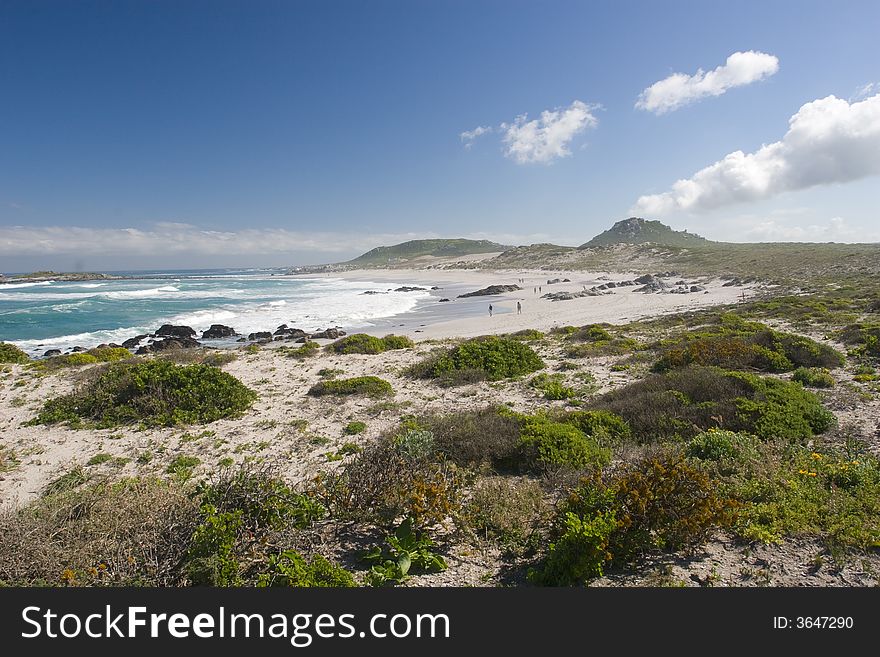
[309,265,758,340]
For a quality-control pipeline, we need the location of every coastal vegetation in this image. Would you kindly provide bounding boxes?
[0,342,29,364]
[327,333,413,354]
[30,360,257,428]
[408,335,545,384]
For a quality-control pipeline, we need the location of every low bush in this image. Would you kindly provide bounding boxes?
[343,421,367,435]
[519,416,610,471]
[307,376,393,398]
[418,406,522,470]
[280,341,319,359]
[561,324,640,358]
[256,551,355,587]
[508,329,545,341]
[466,477,549,553]
[532,453,733,585]
[652,315,844,373]
[792,367,835,388]
[31,360,257,428]
[0,342,29,364]
[362,517,447,586]
[327,333,413,355]
[319,432,464,528]
[529,373,577,400]
[0,478,199,586]
[408,336,544,384]
[559,410,632,445]
[589,366,835,442]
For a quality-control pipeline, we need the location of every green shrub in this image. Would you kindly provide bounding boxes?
[685,429,759,462]
[533,453,733,585]
[166,455,201,477]
[256,551,355,587]
[327,333,413,354]
[560,410,632,445]
[652,316,844,373]
[728,443,880,551]
[569,324,612,343]
[589,366,834,442]
[86,453,113,466]
[508,329,545,341]
[362,517,447,586]
[0,343,30,364]
[529,373,576,400]
[308,376,393,398]
[792,367,835,388]
[343,421,367,435]
[88,347,132,362]
[519,416,610,471]
[32,360,257,428]
[409,336,544,383]
[280,341,319,359]
[418,406,522,470]
[319,434,463,528]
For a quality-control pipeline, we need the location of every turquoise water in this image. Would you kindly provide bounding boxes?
[0,269,432,356]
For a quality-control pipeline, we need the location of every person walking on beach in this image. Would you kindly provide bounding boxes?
[488,304,493,317]
[516,301,522,314]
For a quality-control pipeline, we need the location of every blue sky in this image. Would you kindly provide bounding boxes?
[1,0,879,270]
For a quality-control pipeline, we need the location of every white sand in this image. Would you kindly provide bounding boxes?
[318,267,756,339]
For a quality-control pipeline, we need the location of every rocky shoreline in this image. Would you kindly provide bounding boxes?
[34,322,349,359]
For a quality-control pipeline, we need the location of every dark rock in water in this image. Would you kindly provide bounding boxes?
[122,334,148,349]
[247,331,273,342]
[562,278,571,282]
[690,285,706,293]
[431,286,441,290]
[310,328,344,340]
[236,337,247,342]
[361,290,385,295]
[458,284,522,298]
[273,326,306,339]
[43,349,62,358]
[70,346,85,353]
[155,324,196,339]
[604,281,617,288]
[634,274,655,284]
[438,298,450,302]
[202,324,238,339]
[136,336,200,354]
[546,278,562,284]
[393,286,427,292]
[597,284,608,290]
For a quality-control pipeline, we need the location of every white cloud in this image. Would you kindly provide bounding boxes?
[850,81,878,102]
[459,125,492,149]
[500,100,599,164]
[633,92,880,215]
[742,216,864,242]
[461,101,599,164]
[0,224,576,261]
[636,50,779,114]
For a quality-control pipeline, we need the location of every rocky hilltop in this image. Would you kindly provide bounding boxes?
[581,217,712,248]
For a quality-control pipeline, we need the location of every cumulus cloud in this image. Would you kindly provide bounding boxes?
[633,92,880,215]
[636,50,779,114]
[460,100,599,164]
[500,100,599,164]
[459,125,492,149]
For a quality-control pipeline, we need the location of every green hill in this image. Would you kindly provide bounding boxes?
[346,238,508,265]
[581,217,712,248]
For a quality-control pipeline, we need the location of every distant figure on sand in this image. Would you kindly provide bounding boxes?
[517,301,522,314]
[488,304,493,317]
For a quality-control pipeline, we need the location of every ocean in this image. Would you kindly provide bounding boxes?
[0,269,436,356]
